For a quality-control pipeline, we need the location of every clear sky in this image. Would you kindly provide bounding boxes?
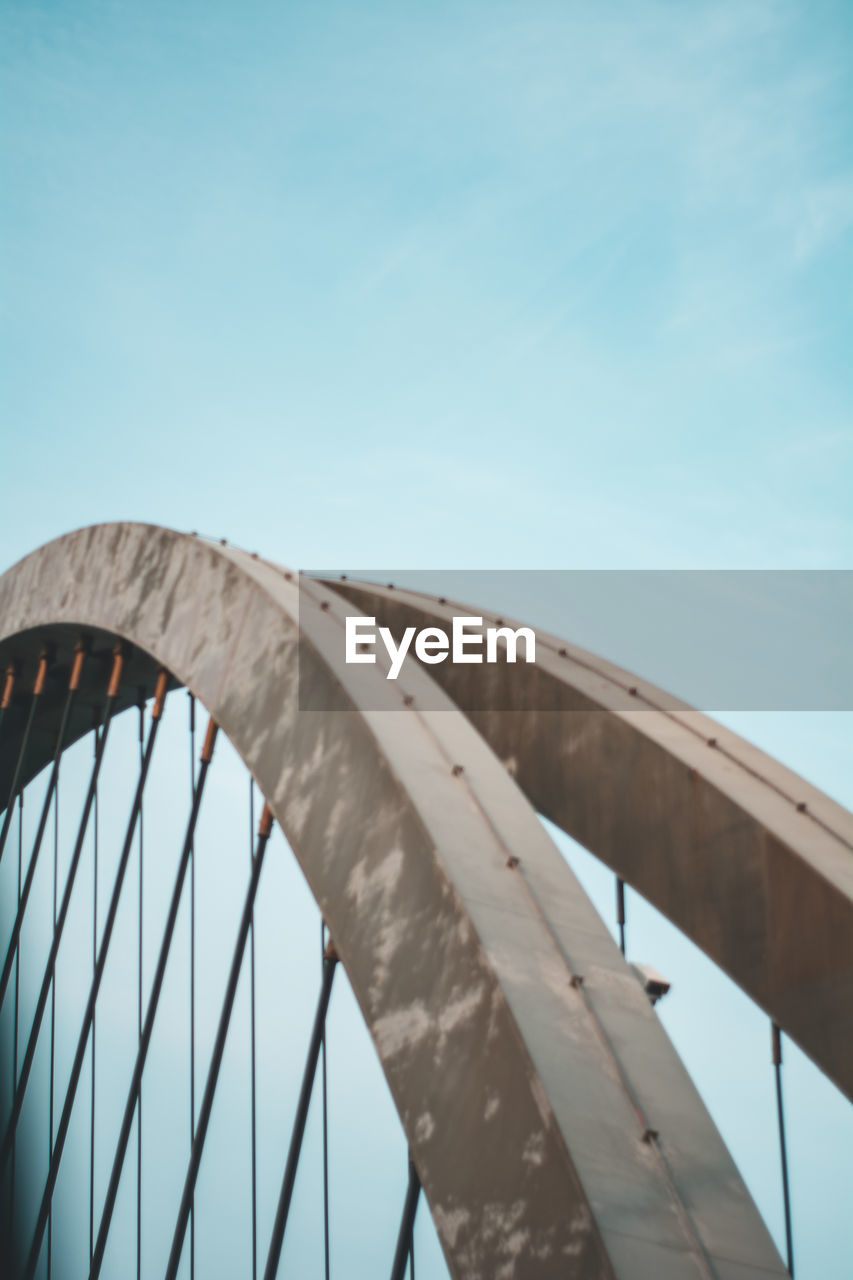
[1,2,852,1277]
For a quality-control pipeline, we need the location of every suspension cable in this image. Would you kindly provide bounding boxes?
[47,714,64,1280]
[616,876,626,957]
[164,804,275,1280]
[250,779,258,1280]
[262,942,339,1280]
[389,1154,421,1280]
[0,650,85,988]
[322,921,331,1280]
[0,662,17,748]
[8,790,23,1234]
[0,649,50,865]
[137,693,145,1280]
[86,714,218,1280]
[189,691,197,1280]
[0,648,121,1175]
[89,711,100,1269]
[13,671,167,1280]
[772,1022,795,1275]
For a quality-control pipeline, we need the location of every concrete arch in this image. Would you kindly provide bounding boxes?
[325,578,853,1104]
[0,523,787,1279]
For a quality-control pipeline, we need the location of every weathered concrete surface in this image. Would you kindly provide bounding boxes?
[0,525,789,1279]
[326,579,853,1107]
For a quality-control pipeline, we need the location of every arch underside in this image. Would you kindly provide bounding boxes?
[0,522,836,1278]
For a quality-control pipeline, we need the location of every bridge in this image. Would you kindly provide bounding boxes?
[0,522,850,1278]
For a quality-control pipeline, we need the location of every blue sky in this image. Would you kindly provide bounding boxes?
[1,1,852,1277]
[1,0,851,569]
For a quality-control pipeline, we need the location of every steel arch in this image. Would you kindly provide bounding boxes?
[0,523,792,1279]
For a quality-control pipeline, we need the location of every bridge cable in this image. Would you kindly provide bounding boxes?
[9,669,166,1278]
[262,943,339,1280]
[8,791,23,1235]
[136,693,145,1280]
[47,714,66,1280]
[321,920,331,1280]
[389,1154,421,1280]
[89,712,100,1269]
[0,663,17,749]
[0,649,49,866]
[13,672,166,1278]
[0,645,81,957]
[616,877,627,956]
[164,803,275,1280]
[0,647,121,1177]
[772,1022,795,1275]
[86,711,218,1280]
[250,779,258,1280]
[189,691,197,1280]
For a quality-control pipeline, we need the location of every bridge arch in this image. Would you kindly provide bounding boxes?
[327,577,853,1105]
[0,522,811,1277]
